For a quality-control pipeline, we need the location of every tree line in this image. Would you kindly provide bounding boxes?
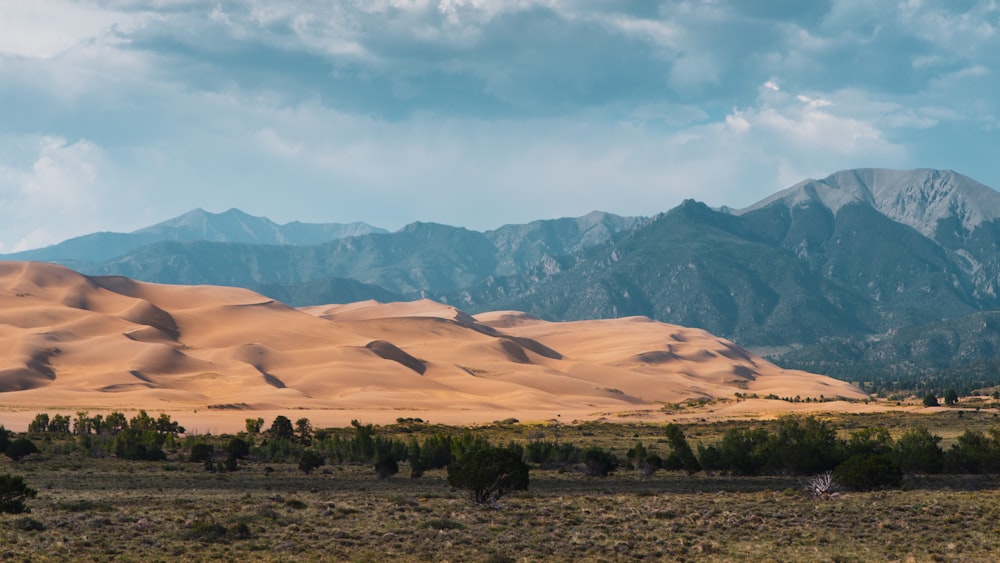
[6,412,1000,513]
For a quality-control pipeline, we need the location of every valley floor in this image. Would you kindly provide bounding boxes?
[3,456,1000,561]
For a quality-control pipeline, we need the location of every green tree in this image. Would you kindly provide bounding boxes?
[28,413,49,433]
[923,393,940,407]
[893,427,943,474]
[407,437,424,478]
[48,414,72,433]
[943,429,1000,473]
[447,446,529,507]
[944,389,959,406]
[103,412,128,434]
[0,474,37,514]
[269,416,295,441]
[698,427,770,475]
[295,418,313,444]
[765,416,842,475]
[844,427,893,458]
[664,423,701,474]
[245,417,264,434]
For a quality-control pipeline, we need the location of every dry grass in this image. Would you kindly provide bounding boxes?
[3,413,1000,561]
[3,452,1000,561]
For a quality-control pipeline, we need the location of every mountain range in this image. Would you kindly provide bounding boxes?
[4,168,1000,386]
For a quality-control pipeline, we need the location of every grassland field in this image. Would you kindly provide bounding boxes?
[2,410,1000,562]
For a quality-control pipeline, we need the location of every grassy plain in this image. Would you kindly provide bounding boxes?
[2,412,1000,561]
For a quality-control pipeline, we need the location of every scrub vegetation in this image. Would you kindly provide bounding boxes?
[1,411,1000,561]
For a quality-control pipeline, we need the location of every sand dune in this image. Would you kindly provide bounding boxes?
[0,262,866,430]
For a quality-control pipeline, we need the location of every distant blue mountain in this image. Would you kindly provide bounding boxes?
[0,208,388,264]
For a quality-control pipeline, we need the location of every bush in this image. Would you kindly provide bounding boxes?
[642,453,663,476]
[943,429,1000,473]
[447,446,529,507]
[4,438,39,462]
[765,416,840,475]
[12,516,45,531]
[583,448,618,477]
[944,389,959,406]
[0,474,37,514]
[185,519,228,543]
[664,424,701,474]
[893,427,943,474]
[525,440,581,467]
[189,443,214,463]
[698,428,770,475]
[922,393,939,407]
[226,438,250,459]
[833,454,903,491]
[374,454,399,480]
[298,450,325,474]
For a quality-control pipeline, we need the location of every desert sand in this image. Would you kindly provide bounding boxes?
[0,261,868,432]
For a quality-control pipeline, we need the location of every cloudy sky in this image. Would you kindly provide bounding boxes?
[1,1,998,251]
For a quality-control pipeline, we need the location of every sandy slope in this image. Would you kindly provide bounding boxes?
[0,262,866,431]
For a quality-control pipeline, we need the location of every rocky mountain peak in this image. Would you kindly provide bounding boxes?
[740,168,1000,239]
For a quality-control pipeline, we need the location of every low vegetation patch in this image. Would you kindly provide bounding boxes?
[2,411,1000,560]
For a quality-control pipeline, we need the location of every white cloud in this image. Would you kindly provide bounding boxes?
[0,1,146,58]
[0,0,997,250]
[0,136,111,251]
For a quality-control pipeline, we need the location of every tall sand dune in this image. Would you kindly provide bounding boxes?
[0,262,867,430]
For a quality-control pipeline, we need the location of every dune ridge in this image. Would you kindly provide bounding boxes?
[0,262,866,429]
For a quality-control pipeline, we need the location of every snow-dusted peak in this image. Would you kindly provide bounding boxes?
[739,169,1000,238]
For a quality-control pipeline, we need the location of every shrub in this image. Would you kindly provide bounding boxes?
[943,429,1000,473]
[642,453,663,476]
[525,440,580,467]
[766,416,841,475]
[12,517,45,531]
[185,518,228,543]
[0,474,37,514]
[922,393,939,407]
[374,454,399,480]
[447,446,529,507]
[583,448,618,477]
[424,518,465,530]
[833,454,903,491]
[189,443,215,463]
[298,450,325,474]
[4,438,39,462]
[698,428,770,475]
[226,438,250,459]
[843,427,893,458]
[664,424,701,474]
[803,471,841,498]
[893,427,943,474]
[944,389,959,406]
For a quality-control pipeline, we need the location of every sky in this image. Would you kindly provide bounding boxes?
[1,0,999,251]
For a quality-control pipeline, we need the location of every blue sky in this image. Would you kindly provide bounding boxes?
[1,1,998,251]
